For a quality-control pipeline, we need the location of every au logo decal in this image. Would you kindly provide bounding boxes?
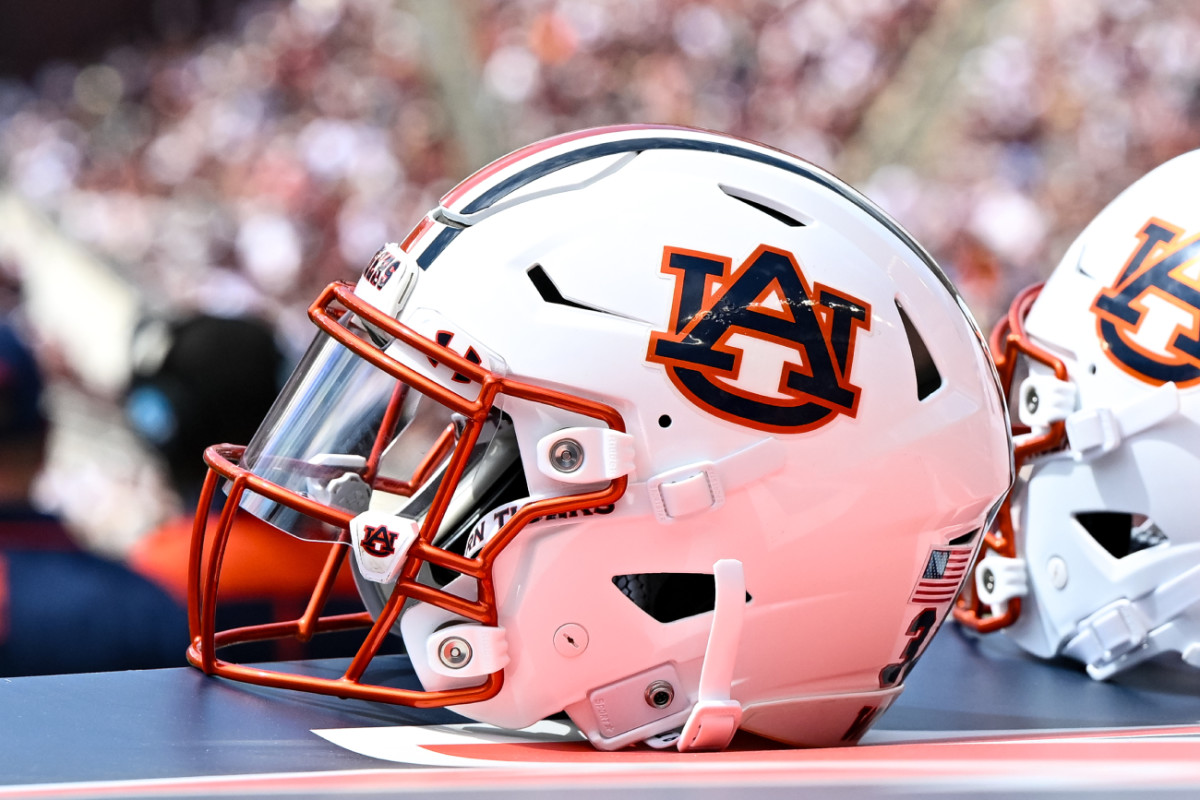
[359,524,399,557]
[647,244,870,433]
[1092,218,1200,387]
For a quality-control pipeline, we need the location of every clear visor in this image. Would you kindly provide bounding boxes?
[238,313,525,549]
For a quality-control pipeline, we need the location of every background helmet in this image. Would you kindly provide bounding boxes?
[956,149,1200,680]
[188,125,1011,750]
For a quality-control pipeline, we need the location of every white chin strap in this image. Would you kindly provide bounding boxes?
[675,558,746,752]
[1019,375,1181,458]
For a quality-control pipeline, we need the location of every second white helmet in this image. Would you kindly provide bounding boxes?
[957,149,1200,679]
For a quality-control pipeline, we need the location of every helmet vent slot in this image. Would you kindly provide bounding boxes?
[895,300,942,400]
[720,184,808,227]
[1075,511,1165,559]
[948,528,979,546]
[1073,245,1097,279]
[527,265,607,314]
[613,572,751,623]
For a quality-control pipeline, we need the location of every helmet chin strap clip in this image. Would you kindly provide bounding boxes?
[646,438,786,524]
[675,558,745,752]
[1066,381,1180,458]
[349,509,420,585]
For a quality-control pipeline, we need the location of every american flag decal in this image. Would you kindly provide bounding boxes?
[909,547,972,604]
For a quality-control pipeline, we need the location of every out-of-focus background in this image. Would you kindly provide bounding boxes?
[2,0,1199,558]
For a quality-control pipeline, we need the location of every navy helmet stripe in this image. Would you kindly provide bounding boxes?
[416,227,459,270]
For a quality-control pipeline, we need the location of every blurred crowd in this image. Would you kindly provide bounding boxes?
[863,0,1200,322]
[1,0,1200,671]
[2,0,1198,334]
[472,0,936,167]
[0,0,450,336]
[0,0,941,333]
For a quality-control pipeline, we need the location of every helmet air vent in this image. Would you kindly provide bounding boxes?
[1075,511,1165,559]
[720,184,806,227]
[719,184,809,228]
[895,300,942,401]
[613,573,751,623]
[527,264,608,313]
[948,528,980,546]
[1073,243,1097,279]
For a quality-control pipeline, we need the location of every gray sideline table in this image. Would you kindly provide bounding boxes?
[1,626,1199,799]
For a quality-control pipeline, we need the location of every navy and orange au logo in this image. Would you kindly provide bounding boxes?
[1092,218,1200,387]
[647,244,870,433]
[359,524,399,558]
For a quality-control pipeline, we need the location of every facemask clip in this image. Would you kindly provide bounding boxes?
[426,622,510,679]
[1017,374,1076,430]
[306,453,371,513]
[536,427,635,484]
[974,553,1028,612]
[356,243,418,317]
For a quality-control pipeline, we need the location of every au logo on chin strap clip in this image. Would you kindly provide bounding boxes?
[350,510,420,584]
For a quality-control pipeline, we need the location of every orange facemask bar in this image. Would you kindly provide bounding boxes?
[954,283,1069,633]
[187,281,628,708]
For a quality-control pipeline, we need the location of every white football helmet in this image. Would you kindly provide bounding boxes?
[188,125,1011,750]
[956,149,1200,679]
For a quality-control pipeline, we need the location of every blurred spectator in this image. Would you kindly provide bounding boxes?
[0,319,187,676]
[124,313,286,503]
[122,314,360,658]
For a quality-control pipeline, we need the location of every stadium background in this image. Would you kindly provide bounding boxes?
[1,0,1198,556]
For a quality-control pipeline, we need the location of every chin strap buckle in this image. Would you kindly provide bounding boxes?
[676,559,745,752]
[1063,559,1200,679]
[1063,599,1150,679]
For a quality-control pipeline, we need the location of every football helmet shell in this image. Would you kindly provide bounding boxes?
[188,125,1012,750]
[956,149,1200,679]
